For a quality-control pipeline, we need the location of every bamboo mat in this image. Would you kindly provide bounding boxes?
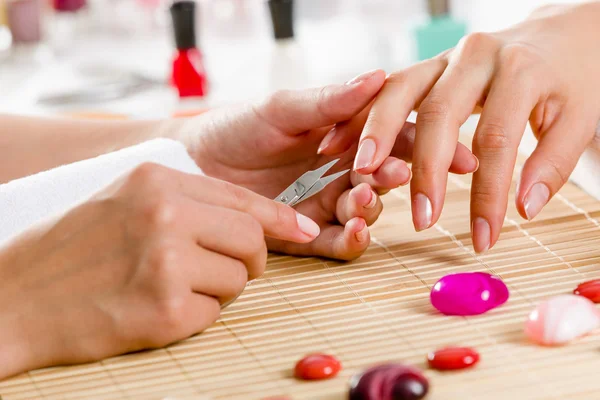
[3,133,600,400]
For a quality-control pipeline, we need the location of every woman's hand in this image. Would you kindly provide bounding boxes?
[0,163,319,379]
[323,2,600,253]
[181,71,478,260]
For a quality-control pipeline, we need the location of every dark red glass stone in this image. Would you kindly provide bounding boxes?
[349,363,429,400]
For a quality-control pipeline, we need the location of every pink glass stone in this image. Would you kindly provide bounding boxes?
[525,294,600,346]
[430,272,509,316]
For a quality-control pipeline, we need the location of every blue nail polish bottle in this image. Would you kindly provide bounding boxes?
[415,0,466,61]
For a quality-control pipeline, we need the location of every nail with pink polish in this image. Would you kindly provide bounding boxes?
[365,189,378,209]
[346,69,378,85]
[524,182,550,220]
[413,193,432,231]
[472,217,490,253]
[317,127,337,154]
[296,213,320,239]
[354,138,376,171]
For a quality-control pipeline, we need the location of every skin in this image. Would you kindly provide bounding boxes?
[0,71,476,378]
[319,2,600,254]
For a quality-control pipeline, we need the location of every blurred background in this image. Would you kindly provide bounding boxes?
[0,0,587,119]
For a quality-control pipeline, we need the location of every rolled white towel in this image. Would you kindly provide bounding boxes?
[0,138,203,243]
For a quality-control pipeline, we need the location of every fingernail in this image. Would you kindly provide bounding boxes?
[317,127,337,154]
[354,139,376,171]
[296,213,320,238]
[524,182,550,220]
[346,69,378,85]
[354,224,369,243]
[472,217,490,253]
[365,189,378,209]
[473,155,480,172]
[413,193,432,231]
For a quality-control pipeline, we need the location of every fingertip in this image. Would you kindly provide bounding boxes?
[348,217,369,245]
[295,213,321,242]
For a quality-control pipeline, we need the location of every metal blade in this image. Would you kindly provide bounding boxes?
[292,168,350,205]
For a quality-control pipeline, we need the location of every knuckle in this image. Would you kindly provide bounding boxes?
[147,240,180,278]
[418,95,451,125]
[474,120,511,151]
[544,156,571,186]
[154,296,188,339]
[140,193,178,228]
[222,181,251,210]
[499,44,538,75]
[264,89,291,114]
[128,162,168,188]
[241,215,266,254]
[386,70,409,86]
[457,32,498,56]
[229,261,249,296]
[411,161,445,177]
[273,203,295,232]
[471,186,500,206]
[315,85,335,121]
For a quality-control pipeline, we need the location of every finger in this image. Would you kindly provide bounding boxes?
[178,199,268,280]
[335,183,383,226]
[516,110,594,220]
[256,69,386,135]
[161,168,321,243]
[176,294,221,341]
[321,117,477,175]
[188,246,249,305]
[266,217,369,261]
[411,33,498,232]
[351,157,411,194]
[470,50,542,253]
[353,57,448,174]
[318,100,373,155]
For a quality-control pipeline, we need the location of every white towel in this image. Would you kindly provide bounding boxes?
[0,138,203,244]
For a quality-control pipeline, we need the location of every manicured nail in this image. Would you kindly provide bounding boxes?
[473,155,480,172]
[354,139,376,171]
[296,213,320,238]
[524,182,550,220]
[346,69,378,85]
[317,127,337,154]
[355,224,369,243]
[413,193,432,231]
[365,189,378,209]
[472,217,490,253]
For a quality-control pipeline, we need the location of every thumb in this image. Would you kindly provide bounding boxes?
[256,69,386,135]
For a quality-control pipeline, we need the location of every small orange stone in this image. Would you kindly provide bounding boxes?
[574,280,600,303]
[294,354,341,380]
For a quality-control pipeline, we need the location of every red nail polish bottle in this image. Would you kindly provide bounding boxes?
[169,1,207,98]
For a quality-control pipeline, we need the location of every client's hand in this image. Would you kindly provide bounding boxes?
[327,3,600,253]
[0,163,319,379]
[181,71,476,260]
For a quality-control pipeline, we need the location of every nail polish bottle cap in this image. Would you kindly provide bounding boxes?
[427,0,448,17]
[170,0,196,50]
[268,0,294,40]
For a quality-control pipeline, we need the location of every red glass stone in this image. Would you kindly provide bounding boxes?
[574,279,600,303]
[294,354,341,380]
[349,363,429,400]
[427,347,480,370]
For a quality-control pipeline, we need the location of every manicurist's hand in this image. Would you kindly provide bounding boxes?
[0,163,320,379]
[331,2,600,253]
[180,71,477,260]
